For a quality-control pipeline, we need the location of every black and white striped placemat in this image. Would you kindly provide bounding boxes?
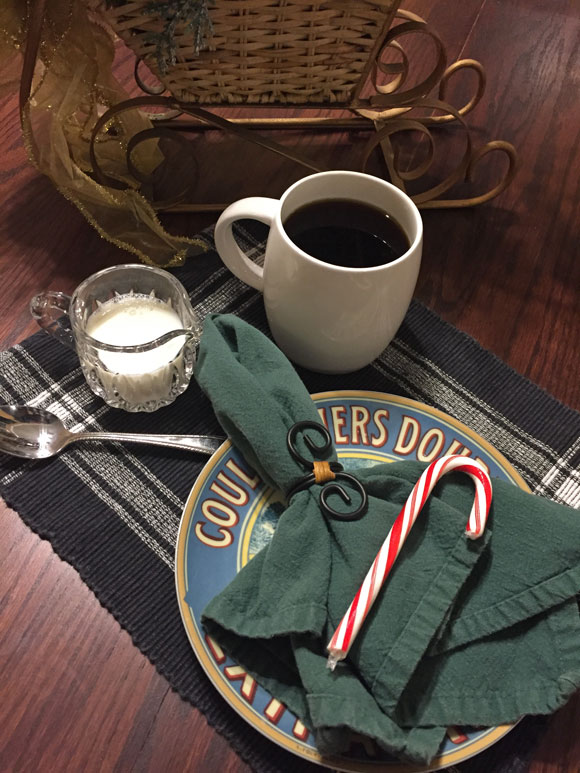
[1,224,578,773]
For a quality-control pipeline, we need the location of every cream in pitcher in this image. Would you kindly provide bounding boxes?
[85,292,188,406]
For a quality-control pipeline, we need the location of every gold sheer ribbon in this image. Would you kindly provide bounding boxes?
[0,0,206,266]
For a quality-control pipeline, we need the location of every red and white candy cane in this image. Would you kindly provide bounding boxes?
[326,455,493,670]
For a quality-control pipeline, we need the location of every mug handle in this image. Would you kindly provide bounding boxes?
[214,197,279,291]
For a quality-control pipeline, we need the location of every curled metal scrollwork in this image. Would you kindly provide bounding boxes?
[361,98,517,208]
[372,39,409,97]
[89,96,327,208]
[125,127,197,209]
[434,59,487,123]
[367,19,447,109]
[88,9,517,211]
[356,12,485,124]
[134,57,182,121]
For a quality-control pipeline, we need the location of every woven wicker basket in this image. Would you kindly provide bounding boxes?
[107,0,399,105]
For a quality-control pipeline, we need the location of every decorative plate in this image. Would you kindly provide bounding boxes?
[175,391,529,772]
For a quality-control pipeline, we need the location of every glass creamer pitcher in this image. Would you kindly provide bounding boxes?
[31,265,200,412]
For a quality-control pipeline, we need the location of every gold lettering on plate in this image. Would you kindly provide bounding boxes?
[394,415,421,455]
[417,427,446,462]
[210,471,250,505]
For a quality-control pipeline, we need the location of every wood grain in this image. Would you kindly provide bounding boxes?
[0,1,579,771]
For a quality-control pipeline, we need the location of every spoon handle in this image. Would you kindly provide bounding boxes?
[72,432,224,456]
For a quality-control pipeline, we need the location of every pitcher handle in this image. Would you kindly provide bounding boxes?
[30,292,76,350]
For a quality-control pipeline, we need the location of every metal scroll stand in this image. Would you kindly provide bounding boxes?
[90,9,518,212]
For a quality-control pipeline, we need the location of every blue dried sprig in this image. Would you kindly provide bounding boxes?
[114,0,214,75]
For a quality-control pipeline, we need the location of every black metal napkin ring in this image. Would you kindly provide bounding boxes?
[286,421,368,521]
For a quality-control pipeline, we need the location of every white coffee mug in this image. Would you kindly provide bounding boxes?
[214,171,423,373]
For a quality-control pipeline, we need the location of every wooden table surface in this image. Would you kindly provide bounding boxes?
[1,0,579,770]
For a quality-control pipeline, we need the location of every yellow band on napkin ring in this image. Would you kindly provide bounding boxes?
[313,460,336,485]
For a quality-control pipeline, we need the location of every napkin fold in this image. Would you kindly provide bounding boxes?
[195,314,580,764]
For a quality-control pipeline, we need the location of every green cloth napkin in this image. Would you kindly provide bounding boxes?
[195,314,580,764]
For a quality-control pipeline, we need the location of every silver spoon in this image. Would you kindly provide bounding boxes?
[0,405,225,460]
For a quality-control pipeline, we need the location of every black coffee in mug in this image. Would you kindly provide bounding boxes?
[283,198,410,269]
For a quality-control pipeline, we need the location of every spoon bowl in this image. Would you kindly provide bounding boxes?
[0,405,224,459]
